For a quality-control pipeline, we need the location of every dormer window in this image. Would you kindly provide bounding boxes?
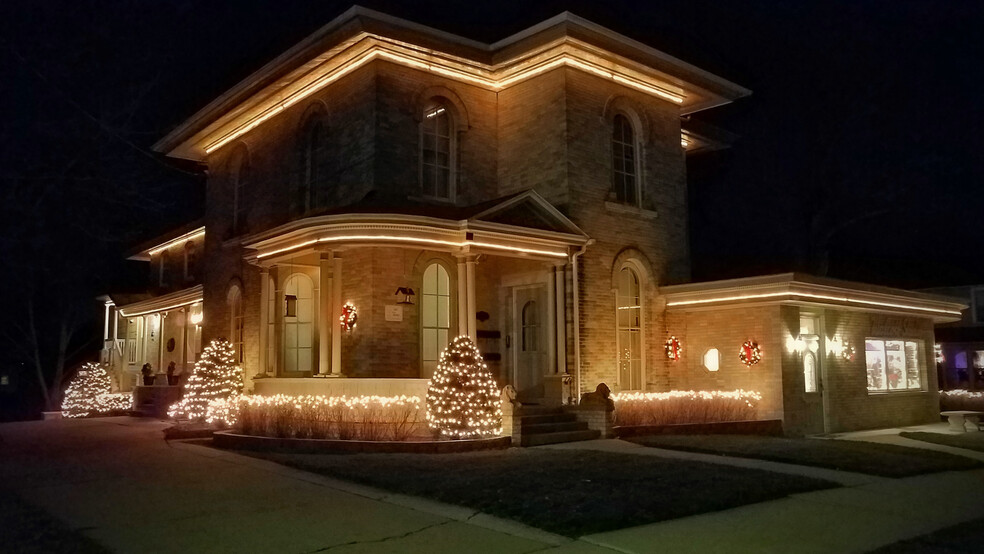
[421,101,454,201]
[611,114,640,206]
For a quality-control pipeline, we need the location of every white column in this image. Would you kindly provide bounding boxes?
[112,307,119,342]
[258,268,270,375]
[103,303,111,341]
[157,313,167,380]
[466,257,477,340]
[275,270,285,376]
[555,265,567,374]
[457,257,467,336]
[546,267,557,374]
[330,256,343,376]
[319,253,332,375]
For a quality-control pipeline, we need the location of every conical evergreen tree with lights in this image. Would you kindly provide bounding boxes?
[169,338,242,423]
[426,336,502,439]
[62,362,113,418]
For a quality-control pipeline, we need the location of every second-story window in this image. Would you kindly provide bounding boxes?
[231,147,249,235]
[611,114,640,206]
[300,117,327,213]
[421,101,453,201]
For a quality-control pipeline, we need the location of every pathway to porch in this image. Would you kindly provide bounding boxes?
[2,417,984,552]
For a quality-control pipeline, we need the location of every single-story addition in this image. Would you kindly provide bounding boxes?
[659,274,965,435]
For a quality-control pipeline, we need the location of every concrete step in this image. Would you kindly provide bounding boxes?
[522,421,588,435]
[519,405,565,416]
[519,413,575,425]
[520,429,600,447]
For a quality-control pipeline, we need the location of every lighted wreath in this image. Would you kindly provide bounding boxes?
[841,343,856,362]
[664,336,682,361]
[739,340,762,366]
[339,302,358,331]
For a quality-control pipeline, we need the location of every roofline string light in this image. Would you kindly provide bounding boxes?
[147,228,205,256]
[254,234,570,260]
[202,34,685,154]
[666,291,961,316]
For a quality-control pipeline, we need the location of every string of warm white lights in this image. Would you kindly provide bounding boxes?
[208,393,424,429]
[611,389,763,408]
[426,336,502,439]
[168,339,243,422]
[62,363,132,417]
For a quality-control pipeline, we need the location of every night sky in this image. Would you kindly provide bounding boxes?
[1,1,983,412]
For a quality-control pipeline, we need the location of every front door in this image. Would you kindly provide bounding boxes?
[513,286,547,400]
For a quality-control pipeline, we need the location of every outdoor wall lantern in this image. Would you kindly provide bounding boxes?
[285,294,298,317]
[395,287,415,305]
[189,312,203,326]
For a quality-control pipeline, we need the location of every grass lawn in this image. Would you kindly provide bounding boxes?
[627,435,983,477]
[234,447,835,537]
[868,516,984,553]
[0,488,107,553]
[899,431,984,453]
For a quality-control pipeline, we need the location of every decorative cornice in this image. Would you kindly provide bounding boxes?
[118,285,203,318]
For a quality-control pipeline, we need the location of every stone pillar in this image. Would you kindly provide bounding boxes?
[457,257,468,336]
[319,253,332,375]
[330,256,343,376]
[258,268,270,375]
[466,257,477,340]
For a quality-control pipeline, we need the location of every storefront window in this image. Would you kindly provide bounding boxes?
[865,338,923,392]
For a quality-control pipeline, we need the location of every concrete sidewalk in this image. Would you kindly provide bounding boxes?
[3,418,984,553]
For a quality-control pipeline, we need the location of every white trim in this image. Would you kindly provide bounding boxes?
[118,285,204,318]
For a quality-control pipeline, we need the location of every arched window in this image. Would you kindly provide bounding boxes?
[230,147,249,235]
[611,114,639,206]
[616,266,643,390]
[420,100,454,201]
[421,263,451,378]
[283,273,314,373]
[227,285,244,364]
[299,116,327,213]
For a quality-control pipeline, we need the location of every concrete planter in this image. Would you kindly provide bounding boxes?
[213,430,510,454]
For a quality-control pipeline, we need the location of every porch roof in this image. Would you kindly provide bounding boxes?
[117,285,203,318]
[660,273,966,323]
[241,190,589,264]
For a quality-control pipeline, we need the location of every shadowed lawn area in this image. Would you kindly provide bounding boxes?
[234,447,834,537]
[868,516,984,553]
[627,435,983,477]
[899,431,984,453]
[0,488,108,554]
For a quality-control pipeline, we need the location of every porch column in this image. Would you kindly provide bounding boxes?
[275,269,284,376]
[457,257,467,336]
[318,253,332,375]
[103,303,111,341]
[258,267,270,375]
[180,307,188,374]
[555,264,567,374]
[157,313,166,378]
[330,255,343,376]
[112,306,119,342]
[466,256,477,340]
[547,267,557,374]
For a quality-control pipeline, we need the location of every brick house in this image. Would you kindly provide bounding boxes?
[100,7,964,434]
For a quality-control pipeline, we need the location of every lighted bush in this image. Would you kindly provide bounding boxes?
[229,395,424,441]
[62,363,132,417]
[610,390,762,427]
[940,390,984,412]
[426,336,502,439]
[168,339,242,423]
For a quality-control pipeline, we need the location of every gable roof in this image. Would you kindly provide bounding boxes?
[154,6,750,161]
[468,190,586,236]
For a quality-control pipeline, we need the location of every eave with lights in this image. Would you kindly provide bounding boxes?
[660,273,965,323]
[153,6,750,161]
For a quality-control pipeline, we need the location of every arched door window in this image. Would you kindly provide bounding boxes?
[612,114,639,206]
[421,263,451,378]
[421,101,453,201]
[522,301,538,352]
[616,267,643,390]
[283,274,314,373]
[227,286,244,364]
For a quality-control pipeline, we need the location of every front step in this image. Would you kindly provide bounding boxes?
[517,406,601,447]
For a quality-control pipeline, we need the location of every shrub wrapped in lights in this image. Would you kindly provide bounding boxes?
[61,362,132,418]
[426,336,502,439]
[227,394,423,440]
[610,390,762,427]
[168,338,242,423]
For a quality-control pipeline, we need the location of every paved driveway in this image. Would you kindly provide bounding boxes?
[0,417,570,553]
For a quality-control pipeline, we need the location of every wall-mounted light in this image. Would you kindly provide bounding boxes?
[190,312,203,326]
[395,287,416,305]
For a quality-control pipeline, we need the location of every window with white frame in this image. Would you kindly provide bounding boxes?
[800,314,821,393]
[611,114,640,206]
[228,286,245,364]
[126,319,139,364]
[616,266,643,390]
[421,101,453,201]
[421,263,451,378]
[865,338,923,392]
[283,274,314,373]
